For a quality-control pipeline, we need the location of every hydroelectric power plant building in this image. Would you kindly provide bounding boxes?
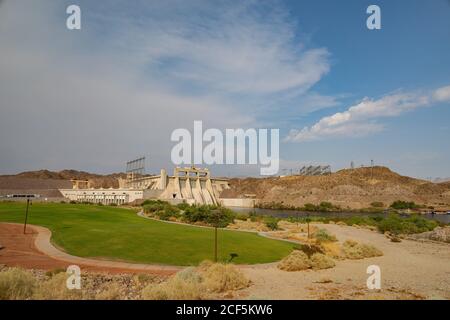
[59,167,231,206]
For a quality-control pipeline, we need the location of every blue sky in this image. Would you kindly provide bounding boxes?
[0,0,449,178]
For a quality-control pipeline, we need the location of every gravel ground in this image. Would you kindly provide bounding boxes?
[240,223,450,300]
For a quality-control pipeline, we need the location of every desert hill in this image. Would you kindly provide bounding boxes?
[2,167,449,209]
[221,166,450,210]
[0,169,126,189]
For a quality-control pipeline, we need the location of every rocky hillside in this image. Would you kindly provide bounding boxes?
[0,170,127,189]
[221,167,450,210]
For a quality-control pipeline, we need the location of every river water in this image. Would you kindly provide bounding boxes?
[231,207,450,224]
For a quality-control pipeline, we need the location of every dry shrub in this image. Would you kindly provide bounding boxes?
[278,250,311,271]
[45,268,65,277]
[95,283,122,300]
[202,263,249,293]
[313,229,338,243]
[310,253,336,270]
[177,267,203,283]
[359,244,383,258]
[342,240,383,260]
[227,220,270,232]
[277,220,299,231]
[141,268,204,300]
[197,260,214,271]
[0,267,36,300]
[320,242,344,260]
[133,273,156,287]
[33,273,83,300]
[295,243,323,257]
[141,262,250,299]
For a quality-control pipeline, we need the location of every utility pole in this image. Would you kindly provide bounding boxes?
[23,199,31,234]
[371,159,374,180]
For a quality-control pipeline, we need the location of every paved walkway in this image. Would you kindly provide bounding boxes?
[0,222,181,275]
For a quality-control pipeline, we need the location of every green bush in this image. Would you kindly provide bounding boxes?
[154,205,181,221]
[340,215,378,227]
[143,200,170,214]
[176,202,190,211]
[313,229,338,243]
[303,203,318,211]
[248,212,261,222]
[256,202,295,210]
[319,202,333,211]
[264,217,279,230]
[183,205,211,224]
[182,205,236,228]
[390,200,418,210]
[301,202,340,212]
[235,214,249,221]
[206,207,236,228]
[377,213,438,235]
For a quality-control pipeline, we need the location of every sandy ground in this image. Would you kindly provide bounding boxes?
[240,223,450,300]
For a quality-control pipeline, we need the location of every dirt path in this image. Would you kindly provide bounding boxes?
[0,223,180,276]
[241,223,450,299]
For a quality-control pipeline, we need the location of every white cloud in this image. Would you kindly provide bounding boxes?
[99,1,330,96]
[433,85,450,102]
[0,0,331,174]
[285,87,449,142]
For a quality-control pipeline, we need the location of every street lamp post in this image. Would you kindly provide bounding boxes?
[212,209,220,263]
[214,224,218,262]
[23,199,31,234]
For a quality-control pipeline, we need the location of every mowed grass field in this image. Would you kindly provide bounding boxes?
[0,202,293,265]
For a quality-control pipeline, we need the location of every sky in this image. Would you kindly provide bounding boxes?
[0,0,449,179]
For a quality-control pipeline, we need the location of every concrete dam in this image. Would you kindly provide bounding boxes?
[60,167,256,207]
[123,167,230,205]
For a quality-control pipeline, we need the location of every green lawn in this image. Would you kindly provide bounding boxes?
[0,202,293,265]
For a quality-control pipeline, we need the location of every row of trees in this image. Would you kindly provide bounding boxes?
[142,200,236,228]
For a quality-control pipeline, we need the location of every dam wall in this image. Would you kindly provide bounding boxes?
[129,167,230,205]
